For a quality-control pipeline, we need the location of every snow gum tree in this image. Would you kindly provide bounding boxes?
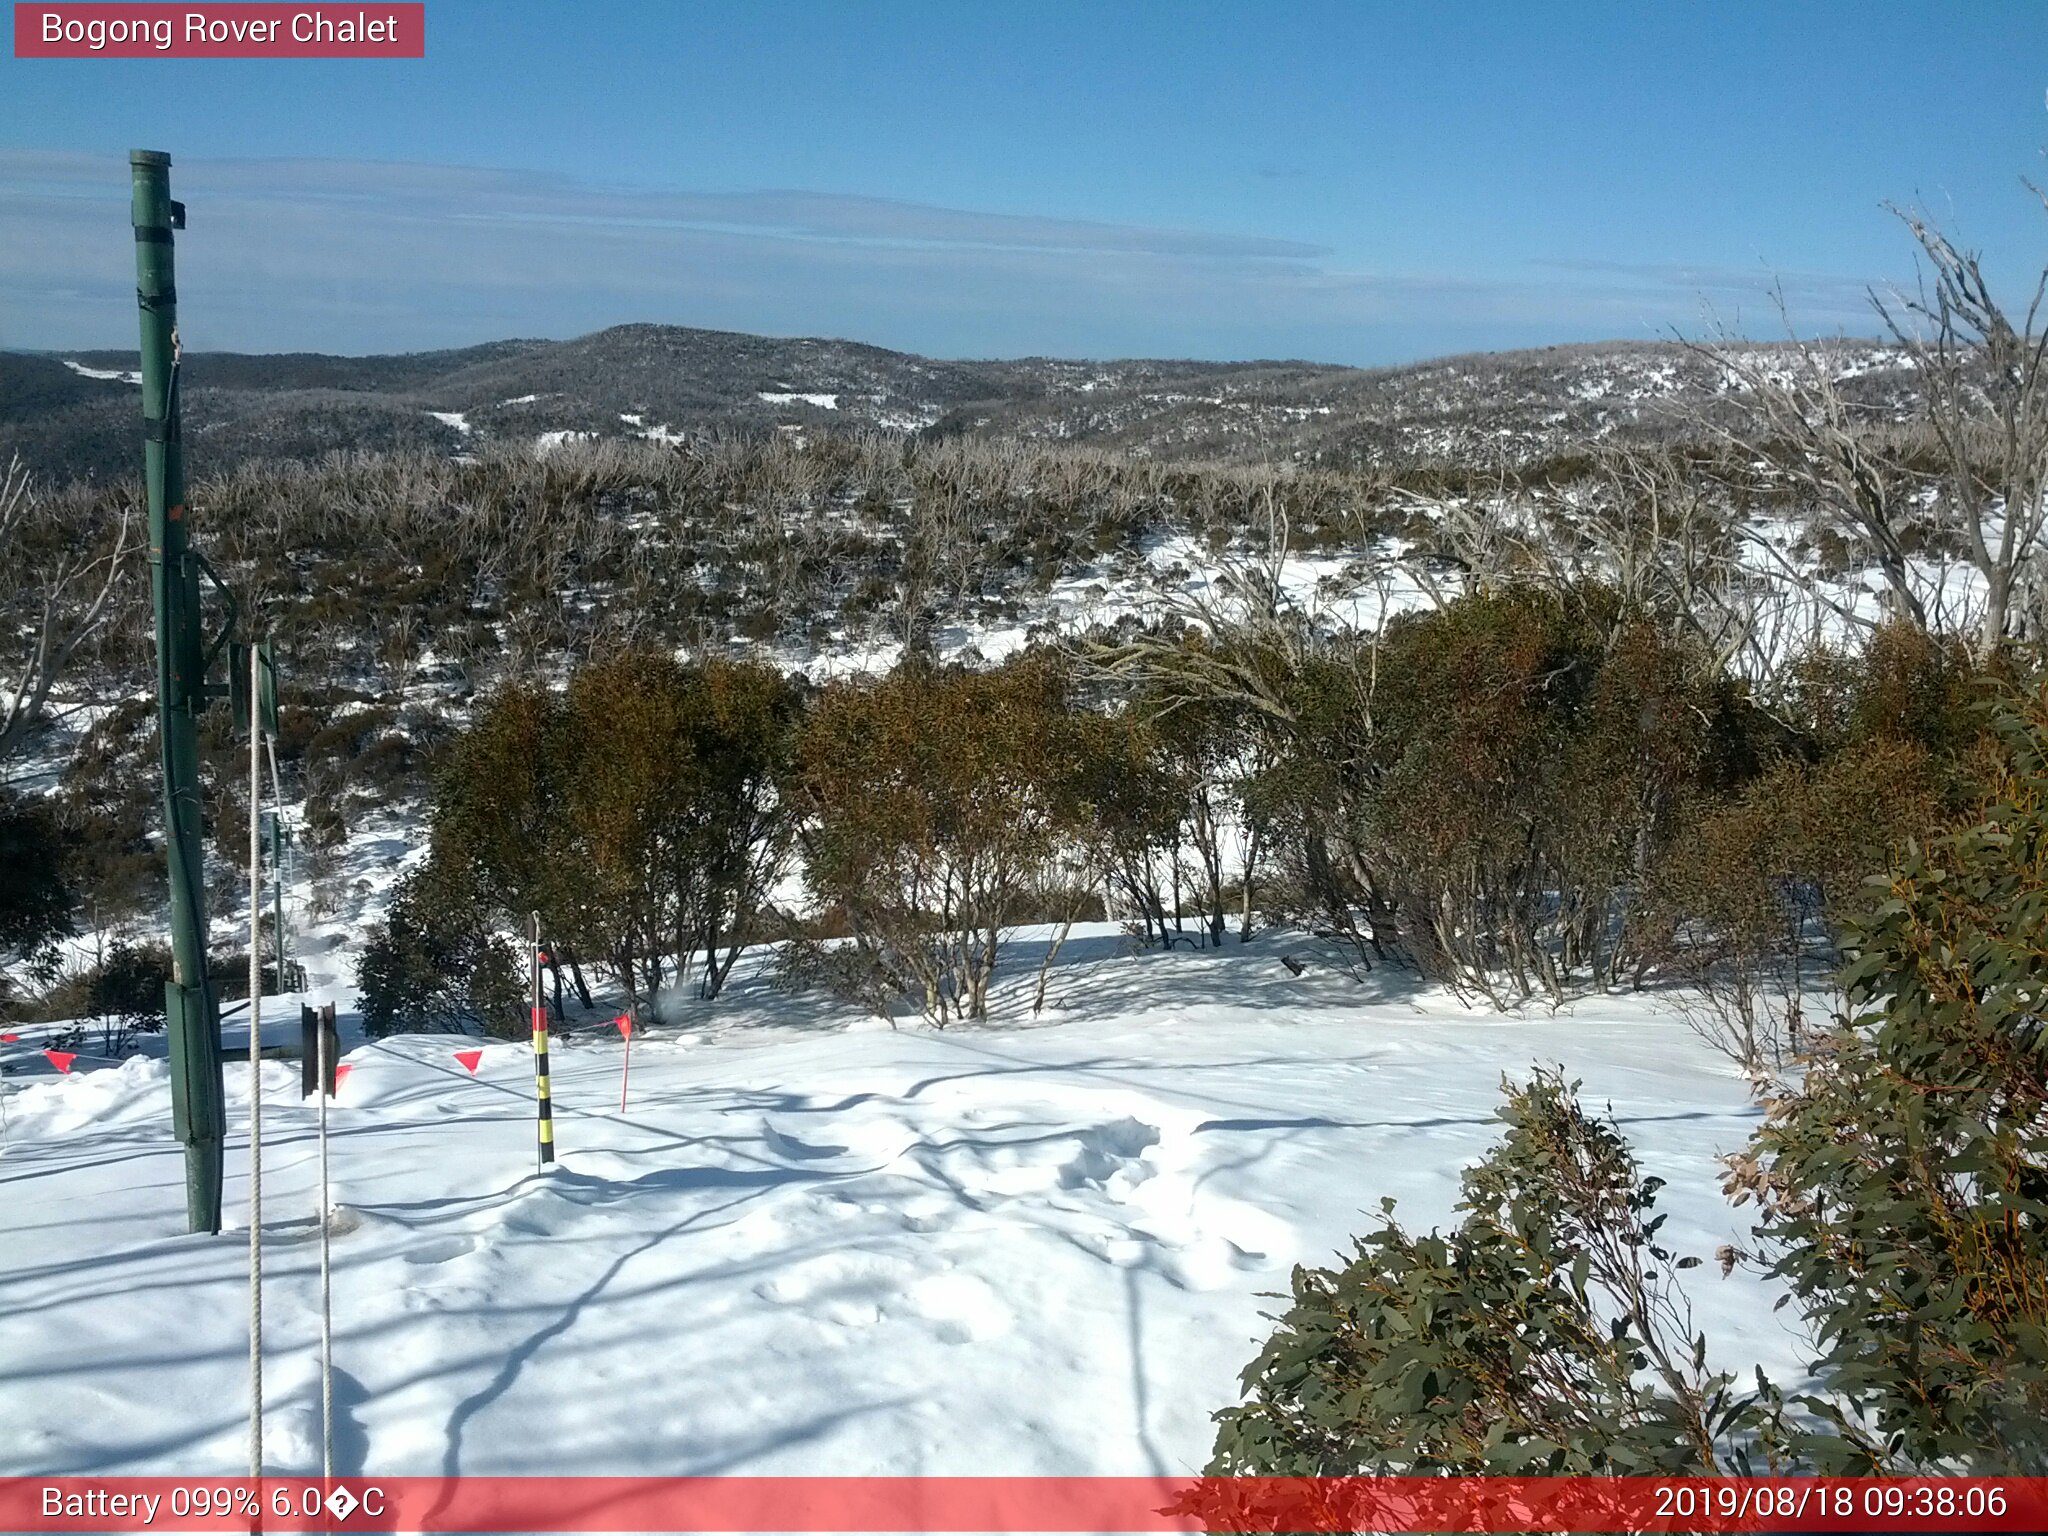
[1703,201,2048,661]
[373,650,802,1019]
[357,854,527,1039]
[542,649,800,1008]
[0,788,75,1009]
[795,656,1090,1025]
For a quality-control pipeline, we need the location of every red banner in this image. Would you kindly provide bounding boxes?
[3,1476,2045,1533]
[14,4,424,58]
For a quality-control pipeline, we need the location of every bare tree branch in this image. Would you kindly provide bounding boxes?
[0,456,136,768]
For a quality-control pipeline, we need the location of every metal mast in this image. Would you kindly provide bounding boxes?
[133,149,231,1234]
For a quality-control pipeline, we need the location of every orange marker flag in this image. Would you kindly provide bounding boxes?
[615,1013,634,1112]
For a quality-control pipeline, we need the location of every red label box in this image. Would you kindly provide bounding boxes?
[14,4,424,58]
[4,1476,2048,1533]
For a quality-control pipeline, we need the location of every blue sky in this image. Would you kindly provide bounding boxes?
[5,1,2048,363]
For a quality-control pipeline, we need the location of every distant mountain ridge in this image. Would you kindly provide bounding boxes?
[1,322,1914,485]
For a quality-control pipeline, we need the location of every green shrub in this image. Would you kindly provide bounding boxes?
[1204,1070,1775,1480]
[1647,626,2007,1069]
[427,653,803,1013]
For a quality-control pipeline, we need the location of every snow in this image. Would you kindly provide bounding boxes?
[758,392,840,410]
[60,359,142,385]
[620,413,689,446]
[870,402,943,431]
[427,411,470,434]
[533,430,598,457]
[0,929,1802,1479]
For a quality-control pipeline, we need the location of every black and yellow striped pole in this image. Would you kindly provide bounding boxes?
[530,911,556,1169]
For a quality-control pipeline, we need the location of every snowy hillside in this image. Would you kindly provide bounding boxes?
[0,931,1801,1478]
[1,329,1920,483]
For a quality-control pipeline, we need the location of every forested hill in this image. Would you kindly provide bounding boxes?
[0,324,1915,484]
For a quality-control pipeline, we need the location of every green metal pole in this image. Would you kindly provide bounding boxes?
[133,149,225,1235]
[270,813,286,986]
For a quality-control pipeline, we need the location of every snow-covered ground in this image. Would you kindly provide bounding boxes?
[0,929,1804,1479]
[61,359,142,385]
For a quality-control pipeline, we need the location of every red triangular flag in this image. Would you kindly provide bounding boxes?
[333,1063,354,1089]
[44,1049,76,1073]
[454,1048,484,1074]
[614,1013,633,1038]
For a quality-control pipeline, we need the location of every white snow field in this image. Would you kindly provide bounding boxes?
[0,930,1805,1479]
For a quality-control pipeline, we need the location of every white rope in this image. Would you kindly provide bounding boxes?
[247,643,264,1480]
[264,715,331,1479]
[317,1010,333,1482]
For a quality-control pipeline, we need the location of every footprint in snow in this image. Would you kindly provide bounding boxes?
[751,1249,919,1315]
[402,1233,478,1265]
[902,1271,1013,1344]
[1057,1116,1162,1191]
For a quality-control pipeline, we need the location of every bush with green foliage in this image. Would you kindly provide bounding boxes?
[1061,688,1262,952]
[1650,624,2003,1071]
[1204,1071,1776,1481]
[81,942,171,1057]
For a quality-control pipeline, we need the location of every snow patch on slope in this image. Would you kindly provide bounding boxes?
[61,360,142,385]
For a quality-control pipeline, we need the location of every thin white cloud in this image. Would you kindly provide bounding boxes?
[0,151,1880,360]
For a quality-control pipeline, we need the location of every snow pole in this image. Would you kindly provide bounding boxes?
[246,641,264,1480]
[530,913,555,1170]
[615,1012,634,1113]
